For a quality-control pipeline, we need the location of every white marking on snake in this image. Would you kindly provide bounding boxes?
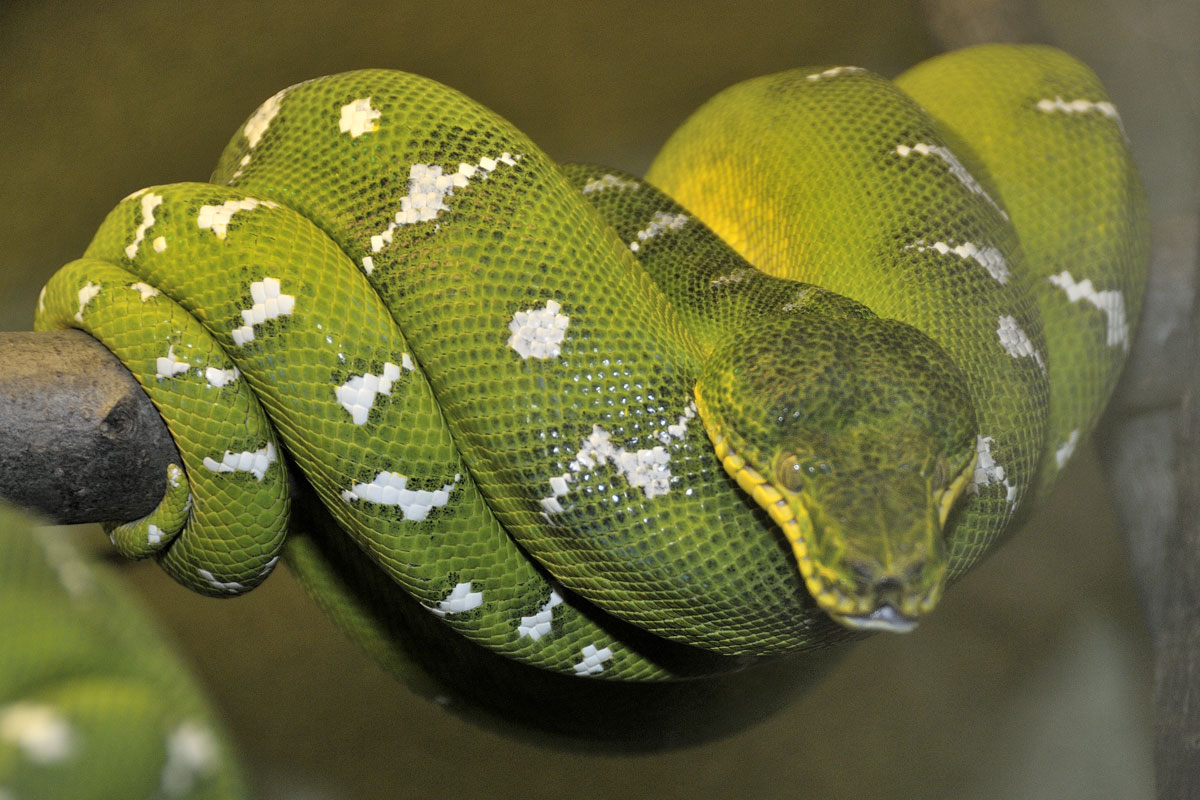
[340,472,461,521]
[228,87,289,182]
[1055,429,1081,471]
[573,644,614,676]
[518,588,564,641]
[130,281,160,301]
[540,474,571,514]
[895,142,1007,219]
[243,87,287,149]
[154,235,167,252]
[159,721,219,798]
[1047,270,1129,350]
[581,173,640,194]
[971,435,1018,506]
[429,582,484,617]
[906,240,1010,284]
[335,361,409,424]
[230,277,295,346]
[125,191,164,259]
[197,555,277,595]
[156,345,191,380]
[37,285,46,314]
[0,703,74,763]
[659,400,698,444]
[584,428,670,496]
[74,282,101,322]
[508,300,569,359]
[995,314,1046,374]
[148,523,163,546]
[361,255,376,274]
[197,197,278,239]
[369,152,522,253]
[339,97,382,138]
[202,442,277,481]
[805,66,866,81]
[541,403,696,511]
[629,210,689,252]
[1035,96,1124,134]
[711,268,750,287]
[205,365,240,388]
[782,287,813,312]
[197,570,245,593]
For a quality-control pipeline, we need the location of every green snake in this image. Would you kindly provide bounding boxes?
[31,44,1146,686]
[0,504,248,798]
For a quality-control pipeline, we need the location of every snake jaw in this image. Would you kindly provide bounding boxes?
[839,605,919,633]
[708,426,858,620]
[934,450,977,529]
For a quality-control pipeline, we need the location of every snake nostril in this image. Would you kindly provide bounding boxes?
[874,575,902,596]
[847,559,875,589]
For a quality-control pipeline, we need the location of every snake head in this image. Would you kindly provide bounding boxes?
[695,309,977,633]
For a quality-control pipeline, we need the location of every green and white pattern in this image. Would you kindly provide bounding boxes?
[32,45,1146,683]
[0,504,247,798]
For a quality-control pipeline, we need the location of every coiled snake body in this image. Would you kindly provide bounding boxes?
[34,45,1147,683]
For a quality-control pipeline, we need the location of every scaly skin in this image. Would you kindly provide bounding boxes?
[562,165,979,630]
[0,504,248,798]
[32,46,1146,685]
[647,44,1146,608]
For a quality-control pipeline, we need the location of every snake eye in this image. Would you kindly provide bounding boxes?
[777,453,805,492]
[777,453,828,492]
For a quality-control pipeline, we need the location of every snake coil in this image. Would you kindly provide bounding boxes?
[35,45,1146,686]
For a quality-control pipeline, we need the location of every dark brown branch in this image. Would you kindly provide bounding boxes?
[0,329,179,524]
[1150,219,1200,798]
[1098,214,1200,796]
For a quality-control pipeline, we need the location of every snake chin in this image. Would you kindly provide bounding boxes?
[834,604,919,634]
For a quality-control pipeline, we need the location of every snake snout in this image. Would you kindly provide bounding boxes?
[850,555,931,592]
[849,558,912,591]
[866,571,903,598]
[842,557,932,632]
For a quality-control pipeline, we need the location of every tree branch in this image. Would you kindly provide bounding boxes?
[0,329,179,524]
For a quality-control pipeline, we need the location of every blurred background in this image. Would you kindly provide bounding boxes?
[1,1,1194,797]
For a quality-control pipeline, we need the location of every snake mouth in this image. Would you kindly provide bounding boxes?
[838,604,918,633]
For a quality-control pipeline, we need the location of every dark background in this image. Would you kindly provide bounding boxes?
[3,1,1193,797]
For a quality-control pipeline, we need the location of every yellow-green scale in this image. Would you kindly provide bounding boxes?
[215,70,829,655]
[37,256,288,593]
[896,45,1148,501]
[565,164,980,624]
[646,66,1050,575]
[72,182,679,678]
